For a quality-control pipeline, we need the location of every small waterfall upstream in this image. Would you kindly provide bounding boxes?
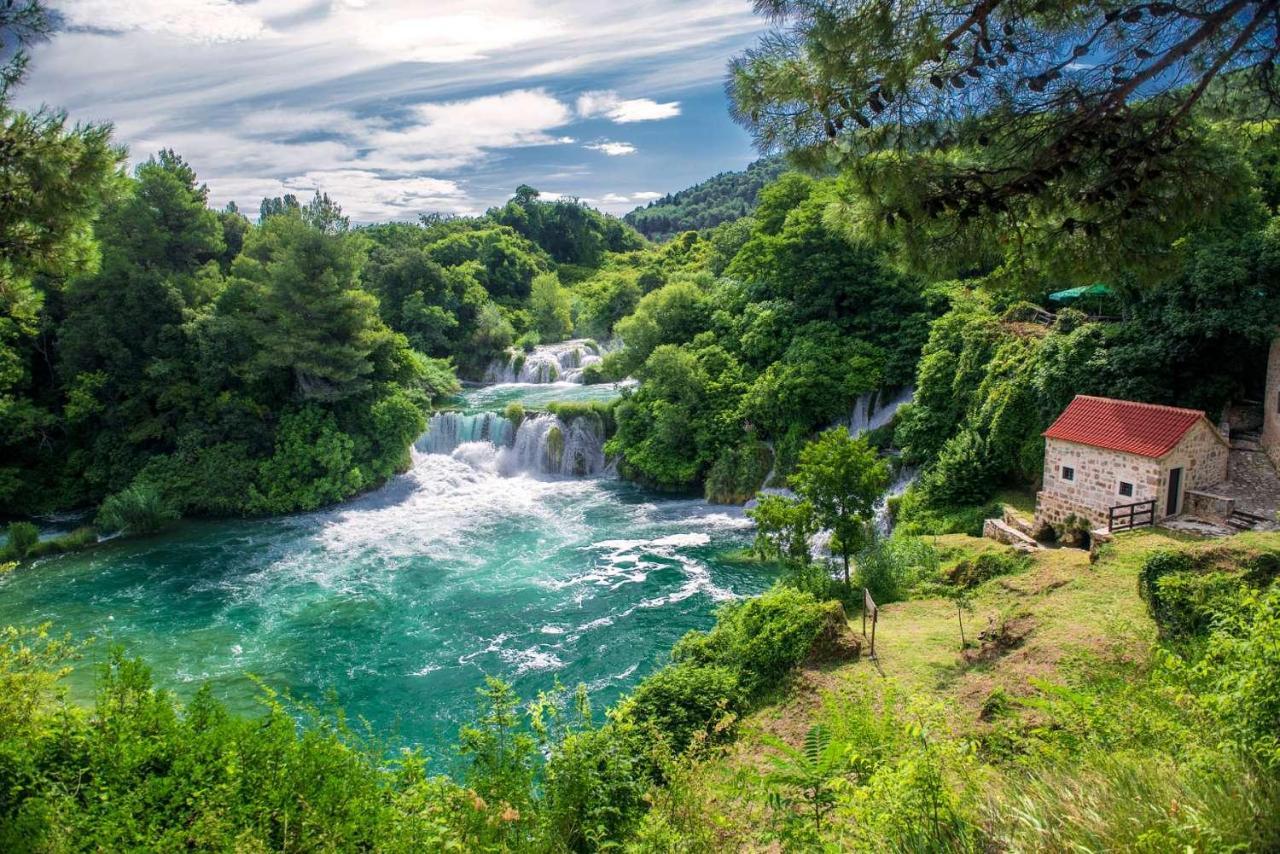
[418,410,608,478]
[485,340,604,384]
[847,386,915,437]
[416,412,514,455]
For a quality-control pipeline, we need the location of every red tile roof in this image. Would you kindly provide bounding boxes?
[1043,395,1216,458]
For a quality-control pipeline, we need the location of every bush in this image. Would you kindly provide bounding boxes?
[517,330,540,352]
[624,663,740,751]
[504,402,526,429]
[545,401,615,437]
[4,522,39,559]
[1190,586,1280,769]
[946,550,1030,589]
[893,486,998,537]
[704,440,772,504]
[95,483,179,536]
[855,535,939,604]
[540,723,650,849]
[26,526,97,558]
[673,587,830,696]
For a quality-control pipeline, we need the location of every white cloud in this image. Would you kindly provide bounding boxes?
[343,11,564,63]
[55,0,269,43]
[584,140,636,156]
[24,1,763,219]
[631,191,663,201]
[576,90,681,123]
[368,89,575,171]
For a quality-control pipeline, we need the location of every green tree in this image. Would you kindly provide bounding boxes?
[748,494,818,566]
[529,272,573,341]
[790,430,889,587]
[236,211,394,402]
[730,0,1275,281]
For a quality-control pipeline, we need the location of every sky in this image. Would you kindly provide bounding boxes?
[17,0,768,221]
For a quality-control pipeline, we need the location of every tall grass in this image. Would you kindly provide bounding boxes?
[987,751,1280,852]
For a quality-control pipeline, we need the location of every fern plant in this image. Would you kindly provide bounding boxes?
[761,723,856,846]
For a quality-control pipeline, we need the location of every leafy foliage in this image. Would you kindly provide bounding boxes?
[730,0,1278,282]
[623,156,787,241]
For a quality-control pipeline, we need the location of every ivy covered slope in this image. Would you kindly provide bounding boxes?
[622,156,786,241]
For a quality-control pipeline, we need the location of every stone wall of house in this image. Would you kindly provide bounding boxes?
[1156,420,1230,515]
[1034,439,1161,531]
[1264,336,1280,470]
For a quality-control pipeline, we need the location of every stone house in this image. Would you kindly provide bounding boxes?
[1034,395,1230,532]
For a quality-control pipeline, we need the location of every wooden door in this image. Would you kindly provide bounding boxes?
[1166,467,1183,516]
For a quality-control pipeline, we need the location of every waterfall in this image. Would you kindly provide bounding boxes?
[847,386,915,437]
[484,340,604,384]
[416,411,607,478]
[501,414,607,478]
[874,464,918,536]
[417,412,514,455]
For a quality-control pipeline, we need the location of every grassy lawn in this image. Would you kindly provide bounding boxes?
[720,526,1279,784]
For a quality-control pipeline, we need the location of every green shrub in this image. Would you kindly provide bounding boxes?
[540,723,649,849]
[4,522,38,559]
[1188,586,1280,769]
[95,483,179,536]
[854,535,939,604]
[1152,571,1249,640]
[893,486,999,537]
[24,526,97,559]
[624,663,740,751]
[504,402,526,429]
[579,363,607,384]
[517,330,540,352]
[704,440,772,504]
[546,401,615,437]
[946,550,1030,589]
[673,587,830,696]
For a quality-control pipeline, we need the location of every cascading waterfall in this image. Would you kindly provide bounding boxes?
[501,414,608,478]
[485,340,604,384]
[417,410,607,478]
[418,412,514,455]
[847,386,915,437]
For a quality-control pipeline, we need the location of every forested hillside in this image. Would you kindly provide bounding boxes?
[5,0,1280,850]
[623,156,786,240]
[0,142,644,524]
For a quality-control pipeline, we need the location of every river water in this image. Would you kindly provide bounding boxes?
[0,375,770,757]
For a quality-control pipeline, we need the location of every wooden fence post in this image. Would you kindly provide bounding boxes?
[863,587,878,658]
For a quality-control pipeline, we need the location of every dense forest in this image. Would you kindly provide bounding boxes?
[5,0,1280,849]
[622,156,787,241]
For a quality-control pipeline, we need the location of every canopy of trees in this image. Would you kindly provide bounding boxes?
[623,156,787,240]
[730,0,1280,283]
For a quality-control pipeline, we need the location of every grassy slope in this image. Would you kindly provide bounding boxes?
[684,527,1280,848]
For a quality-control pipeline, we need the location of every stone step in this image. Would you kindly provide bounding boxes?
[983,517,1041,552]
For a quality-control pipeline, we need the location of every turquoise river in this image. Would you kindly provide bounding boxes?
[0,378,773,759]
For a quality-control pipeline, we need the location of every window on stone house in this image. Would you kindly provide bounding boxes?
[1061,466,1074,481]
[1118,481,1133,497]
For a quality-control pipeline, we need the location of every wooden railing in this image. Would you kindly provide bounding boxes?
[1109,499,1156,532]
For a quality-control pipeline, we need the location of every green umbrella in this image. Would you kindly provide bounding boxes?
[1048,283,1111,303]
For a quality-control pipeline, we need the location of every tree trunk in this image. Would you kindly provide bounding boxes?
[957,604,966,648]
[842,552,851,588]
